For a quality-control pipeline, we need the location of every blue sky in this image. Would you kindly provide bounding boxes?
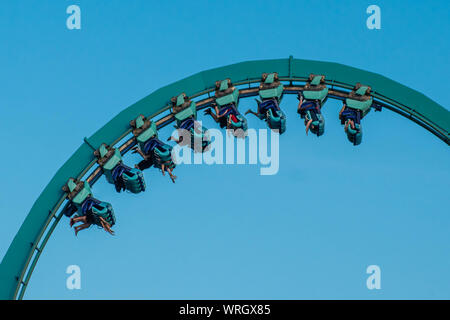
[0,0,449,299]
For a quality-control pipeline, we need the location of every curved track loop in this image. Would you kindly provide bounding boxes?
[1,57,449,299]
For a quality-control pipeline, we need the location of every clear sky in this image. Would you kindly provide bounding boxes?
[0,0,449,299]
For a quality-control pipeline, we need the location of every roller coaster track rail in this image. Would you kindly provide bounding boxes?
[1,57,449,300]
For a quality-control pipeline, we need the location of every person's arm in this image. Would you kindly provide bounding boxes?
[132,147,147,159]
[167,136,180,143]
[297,96,304,112]
[131,146,140,154]
[245,109,257,117]
[339,104,346,121]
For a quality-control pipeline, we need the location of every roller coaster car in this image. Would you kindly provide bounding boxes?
[298,100,325,137]
[130,115,176,170]
[254,72,286,133]
[345,83,373,117]
[172,93,196,123]
[340,83,373,146]
[302,74,328,103]
[94,144,146,194]
[259,72,284,102]
[213,79,248,133]
[298,74,328,136]
[171,93,211,152]
[130,114,158,150]
[61,178,115,228]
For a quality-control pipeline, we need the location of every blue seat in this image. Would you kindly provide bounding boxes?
[346,122,362,146]
[111,163,146,194]
[81,197,116,227]
[257,98,286,133]
[340,107,363,145]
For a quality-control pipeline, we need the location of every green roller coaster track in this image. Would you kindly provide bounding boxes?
[1,57,449,300]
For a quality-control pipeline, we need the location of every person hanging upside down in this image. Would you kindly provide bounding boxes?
[167,119,203,145]
[245,98,286,133]
[297,94,322,135]
[245,98,280,119]
[339,102,364,145]
[339,103,360,133]
[204,103,247,138]
[68,198,116,236]
[131,145,177,183]
[70,214,114,236]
